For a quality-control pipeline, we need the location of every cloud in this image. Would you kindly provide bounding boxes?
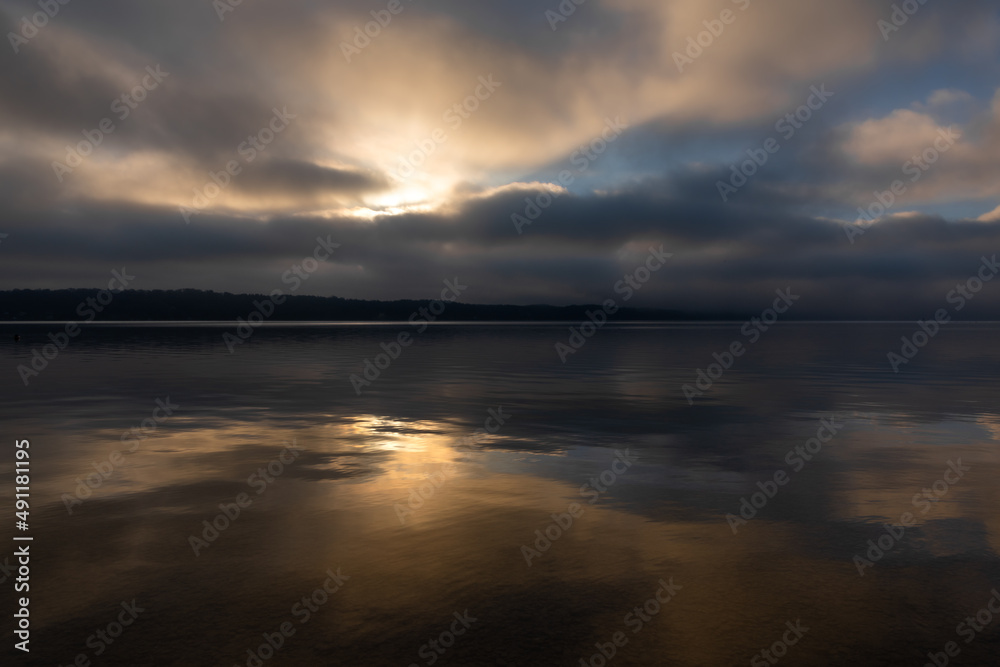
[841,110,960,166]
[978,205,1000,223]
[925,88,976,110]
[3,171,1000,319]
[1,0,999,315]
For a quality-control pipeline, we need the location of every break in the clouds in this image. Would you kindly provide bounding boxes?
[1,0,999,317]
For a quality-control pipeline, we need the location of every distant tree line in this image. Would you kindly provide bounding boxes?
[0,288,747,322]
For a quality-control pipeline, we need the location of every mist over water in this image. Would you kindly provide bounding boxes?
[2,323,999,666]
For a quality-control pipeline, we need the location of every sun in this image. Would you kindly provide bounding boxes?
[362,167,465,214]
[364,185,433,209]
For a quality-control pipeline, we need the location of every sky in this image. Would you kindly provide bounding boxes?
[1,0,1000,318]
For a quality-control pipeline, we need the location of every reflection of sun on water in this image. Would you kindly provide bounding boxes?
[345,414,445,453]
[344,414,473,488]
[46,414,477,506]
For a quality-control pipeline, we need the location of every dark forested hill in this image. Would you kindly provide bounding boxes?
[0,289,746,322]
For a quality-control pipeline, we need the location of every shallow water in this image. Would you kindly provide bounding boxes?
[2,322,999,666]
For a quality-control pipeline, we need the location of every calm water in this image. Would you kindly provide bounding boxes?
[2,323,999,666]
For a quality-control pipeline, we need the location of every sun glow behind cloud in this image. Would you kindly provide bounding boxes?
[2,0,1000,314]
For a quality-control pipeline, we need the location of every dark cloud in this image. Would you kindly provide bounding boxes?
[234,158,388,198]
[1,0,999,318]
[2,173,1000,318]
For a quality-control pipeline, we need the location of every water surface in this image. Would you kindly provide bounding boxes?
[2,322,999,666]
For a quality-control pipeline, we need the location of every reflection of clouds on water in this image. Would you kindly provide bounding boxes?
[3,323,1000,664]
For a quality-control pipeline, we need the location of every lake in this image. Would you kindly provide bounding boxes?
[2,322,999,666]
